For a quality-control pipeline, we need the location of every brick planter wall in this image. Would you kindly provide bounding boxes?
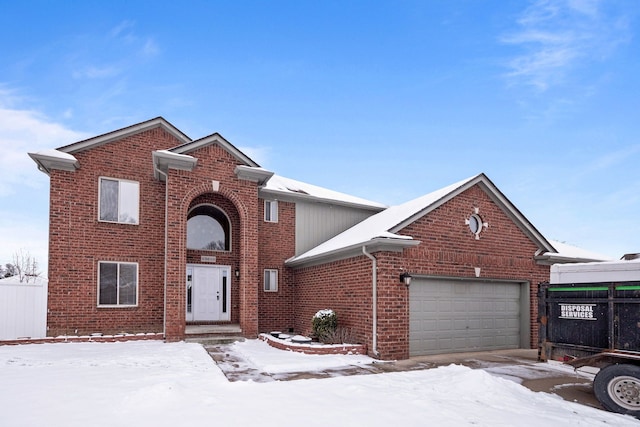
[259,333,367,355]
[0,333,164,346]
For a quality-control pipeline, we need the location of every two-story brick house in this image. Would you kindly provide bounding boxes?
[29,117,600,359]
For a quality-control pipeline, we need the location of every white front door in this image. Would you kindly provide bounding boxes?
[186,265,231,322]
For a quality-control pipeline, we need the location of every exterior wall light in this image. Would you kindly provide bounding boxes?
[400,272,412,286]
[235,269,240,278]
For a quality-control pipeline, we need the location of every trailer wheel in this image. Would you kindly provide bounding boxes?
[594,364,640,416]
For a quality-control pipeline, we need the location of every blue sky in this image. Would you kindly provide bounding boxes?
[1,0,638,272]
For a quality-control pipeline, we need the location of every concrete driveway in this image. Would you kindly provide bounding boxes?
[205,344,601,410]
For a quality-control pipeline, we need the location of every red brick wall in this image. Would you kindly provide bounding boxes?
[294,256,374,346]
[163,143,260,340]
[258,199,296,333]
[47,127,182,336]
[47,129,266,340]
[293,184,549,360]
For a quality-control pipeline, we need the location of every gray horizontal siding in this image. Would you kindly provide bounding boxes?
[295,202,376,255]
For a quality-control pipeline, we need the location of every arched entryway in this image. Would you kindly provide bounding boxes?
[185,194,241,326]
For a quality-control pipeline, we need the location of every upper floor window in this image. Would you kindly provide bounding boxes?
[98,261,138,306]
[264,200,278,223]
[99,178,139,224]
[187,204,230,251]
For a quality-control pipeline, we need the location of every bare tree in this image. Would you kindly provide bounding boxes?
[12,249,41,283]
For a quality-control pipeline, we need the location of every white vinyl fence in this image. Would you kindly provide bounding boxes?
[0,277,47,340]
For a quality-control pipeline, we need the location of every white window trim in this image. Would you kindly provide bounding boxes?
[264,269,278,292]
[264,200,278,223]
[98,177,140,225]
[97,261,139,307]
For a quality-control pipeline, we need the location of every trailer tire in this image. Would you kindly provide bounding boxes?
[594,364,640,416]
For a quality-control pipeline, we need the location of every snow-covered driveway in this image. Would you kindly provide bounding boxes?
[1,340,638,426]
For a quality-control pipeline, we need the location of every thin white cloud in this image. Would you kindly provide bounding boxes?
[72,65,121,79]
[109,20,136,42]
[70,21,159,82]
[109,20,159,59]
[588,144,640,172]
[0,89,90,273]
[501,0,631,91]
[141,39,160,58]
[567,0,600,17]
[0,94,88,197]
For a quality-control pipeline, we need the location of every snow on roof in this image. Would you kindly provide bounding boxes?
[263,174,387,209]
[289,175,479,264]
[30,148,78,161]
[28,148,80,174]
[155,149,196,161]
[548,240,615,262]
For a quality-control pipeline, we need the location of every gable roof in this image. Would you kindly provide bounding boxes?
[57,117,191,154]
[29,117,192,175]
[153,132,263,181]
[286,173,555,268]
[170,132,260,167]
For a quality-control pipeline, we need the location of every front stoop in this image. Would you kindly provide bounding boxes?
[184,324,245,345]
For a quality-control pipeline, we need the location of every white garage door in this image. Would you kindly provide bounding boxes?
[410,278,524,356]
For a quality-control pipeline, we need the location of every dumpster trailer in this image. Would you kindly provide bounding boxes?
[539,259,640,416]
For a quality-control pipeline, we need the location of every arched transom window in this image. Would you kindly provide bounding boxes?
[187,205,230,251]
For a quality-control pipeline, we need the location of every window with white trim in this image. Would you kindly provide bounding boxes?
[99,177,140,224]
[264,269,278,292]
[98,261,138,306]
[264,200,278,223]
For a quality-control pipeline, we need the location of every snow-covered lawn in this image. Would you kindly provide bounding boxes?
[1,340,638,426]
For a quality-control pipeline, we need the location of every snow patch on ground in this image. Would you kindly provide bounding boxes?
[232,338,375,373]
[2,340,639,427]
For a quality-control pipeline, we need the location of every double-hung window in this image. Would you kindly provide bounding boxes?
[99,177,140,224]
[98,261,138,306]
[264,269,278,292]
[264,200,278,223]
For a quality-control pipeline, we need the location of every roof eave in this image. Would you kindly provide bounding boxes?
[259,187,387,212]
[152,150,198,181]
[28,151,80,175]
[286,237,421,269]
[534,253,608,266]
[235,165,274,185]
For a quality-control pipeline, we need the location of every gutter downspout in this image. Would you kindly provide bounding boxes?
[362,246,379,357]
[154,166,169,339]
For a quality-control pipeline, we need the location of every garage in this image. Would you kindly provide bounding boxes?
[409,278,529,356]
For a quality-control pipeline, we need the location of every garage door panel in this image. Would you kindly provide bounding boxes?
[410,278,523,356]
